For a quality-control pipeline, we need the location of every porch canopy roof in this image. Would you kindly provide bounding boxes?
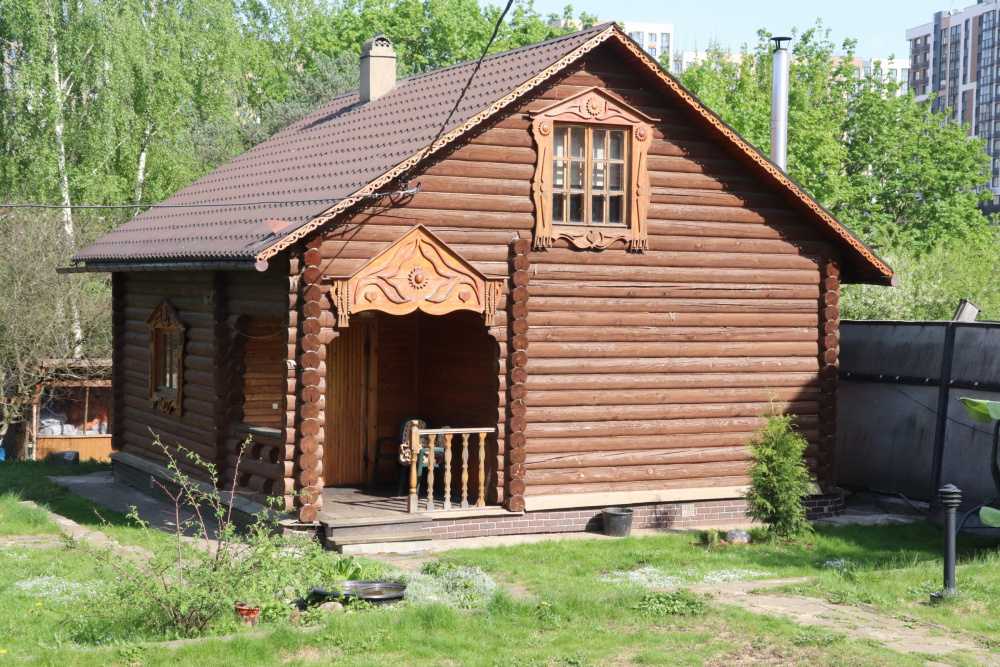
[72,24,894,286]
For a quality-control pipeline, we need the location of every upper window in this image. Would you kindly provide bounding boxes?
[551,125,628,226]
[530,88,654,251]
[146,299,185,414]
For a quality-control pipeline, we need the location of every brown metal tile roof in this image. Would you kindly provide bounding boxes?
[73,24,613,264]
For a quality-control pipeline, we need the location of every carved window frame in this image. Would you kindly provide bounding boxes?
[531,87,655,251]
[147,299,185,414]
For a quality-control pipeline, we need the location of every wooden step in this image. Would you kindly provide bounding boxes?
[325,519,433,539]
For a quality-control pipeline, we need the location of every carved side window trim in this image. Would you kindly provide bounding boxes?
[146,299,185,415]
[531,87,654,251]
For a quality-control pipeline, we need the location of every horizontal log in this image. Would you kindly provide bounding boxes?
[525,446,752,469]
[524,460,750,485]
[524,415,819,438]
[527,283,821,300]
[535,247,819,271]
[522,475,750,497]
[525,372,819,391]
[525,431,796,453]
[529,311,820,328]
[528,386,820,407]
[531,264,818,285]
[529,325,819,343]
[528,355,818,375]
[526,401,817,424]
[122,398,216,434]
[647,219,824,242]
[122,427,215,463]
[226,453,293,480]
[529,341,819,359]
[529,297,820,314]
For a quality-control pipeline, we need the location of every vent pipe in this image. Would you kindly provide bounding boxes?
[770,36,791,170]
[360,35,397,104]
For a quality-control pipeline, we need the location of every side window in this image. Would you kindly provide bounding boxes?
[147,299,184,414]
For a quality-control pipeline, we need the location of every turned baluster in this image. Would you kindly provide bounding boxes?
[443,433,453,511]
[477,432,487,507]
[461,434,470,509]
[425,433,436,511]
[407,420,420,513]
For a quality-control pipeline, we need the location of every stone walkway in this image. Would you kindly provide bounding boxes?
[683,578,1000,666]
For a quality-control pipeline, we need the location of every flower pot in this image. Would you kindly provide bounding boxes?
[601,507,633,537]
[234,603,261,627]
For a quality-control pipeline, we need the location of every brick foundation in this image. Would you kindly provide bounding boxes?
[431,493,845,540]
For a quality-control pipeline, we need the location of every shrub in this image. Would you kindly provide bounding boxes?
[697,529,722,547]
[634,589,706,616]
[402,566,497,608]
[71,436,388,637]
[742,412,814,539]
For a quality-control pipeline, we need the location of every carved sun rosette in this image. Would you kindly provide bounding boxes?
[529,87,655,252]
[331,226,502,327]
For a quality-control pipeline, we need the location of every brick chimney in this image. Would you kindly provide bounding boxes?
[360,35,397,104]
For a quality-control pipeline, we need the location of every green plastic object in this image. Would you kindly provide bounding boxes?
[958,397,1000,423]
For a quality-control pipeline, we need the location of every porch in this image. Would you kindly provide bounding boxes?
[318,486,512,552]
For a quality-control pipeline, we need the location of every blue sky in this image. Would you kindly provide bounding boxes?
[529,0,968,58]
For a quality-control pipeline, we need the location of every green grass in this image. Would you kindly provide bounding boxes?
[0,493,57,535]
[1,458,998,665]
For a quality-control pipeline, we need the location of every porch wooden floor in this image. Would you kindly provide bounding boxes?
[317,487,511,527]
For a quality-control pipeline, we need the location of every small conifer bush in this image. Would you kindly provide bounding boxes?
[743,412,814,539]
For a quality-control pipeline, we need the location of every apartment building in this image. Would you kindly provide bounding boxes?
[622,22,675,70]
[907,1,1000,201]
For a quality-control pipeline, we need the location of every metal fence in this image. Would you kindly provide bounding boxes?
[837,320,1000,502]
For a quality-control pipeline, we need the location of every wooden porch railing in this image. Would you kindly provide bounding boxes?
[407,422,496,513]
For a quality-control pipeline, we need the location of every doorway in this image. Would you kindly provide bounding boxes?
[323,318,377,486]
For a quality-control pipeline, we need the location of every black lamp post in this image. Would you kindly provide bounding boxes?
[932,484,962,603]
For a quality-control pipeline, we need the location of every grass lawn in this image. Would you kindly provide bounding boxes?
[2,459,999,665]
[0,493,57,535]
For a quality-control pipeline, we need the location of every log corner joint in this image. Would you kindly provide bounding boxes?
[329,225,502,328]
[529,87,654,252]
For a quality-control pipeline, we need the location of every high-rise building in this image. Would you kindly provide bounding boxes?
[907,2,1000,202]
[621,22,675,71]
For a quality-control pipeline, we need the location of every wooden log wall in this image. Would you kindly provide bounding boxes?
[815,254,841,492]
[117,271,222,482]
[308,43,847,505]
[110,273,126,457]
[504,239,530,511]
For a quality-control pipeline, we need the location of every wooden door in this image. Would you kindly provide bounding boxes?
[324,320,377,486]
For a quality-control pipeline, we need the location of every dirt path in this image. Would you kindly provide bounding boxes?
[688,579,999,666]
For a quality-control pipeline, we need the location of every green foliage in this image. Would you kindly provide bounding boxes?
[634,589,706,616]
[697,529,722,547]
[841,242,1000,321]
[742,412,815,539]
[679,21,993,260]
[980,506,1000,528]
[403,564,498,608]
[0,493,56,535]
[73,436,387,637]
[747,526,774,545]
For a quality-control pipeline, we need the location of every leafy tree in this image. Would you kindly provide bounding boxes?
[743,412,814,539]
[679,21,993,254]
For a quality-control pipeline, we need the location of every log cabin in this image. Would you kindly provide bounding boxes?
[70,24,894,547]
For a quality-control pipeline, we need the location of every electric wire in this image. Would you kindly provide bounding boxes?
[882,382,995,436]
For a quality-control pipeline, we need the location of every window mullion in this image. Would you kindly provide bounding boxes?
[585,126,592,224]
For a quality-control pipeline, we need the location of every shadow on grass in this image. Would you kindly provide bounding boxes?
[0,459,139,530]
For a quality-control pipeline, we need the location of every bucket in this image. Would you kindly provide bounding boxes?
[601,507,633,537]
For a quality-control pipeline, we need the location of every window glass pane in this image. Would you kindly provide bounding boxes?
[570,127,585,158]
[592,162,606,190]
[591,195,606,223]
[609,195,624,223]
[569,193,584,222]
[609,163,624,191]
[553,160,565,189]
[554,127,567,157]
[592,129,607,159]
[570,161,584,189]
[610,131,625,160]
[552,193,565,222]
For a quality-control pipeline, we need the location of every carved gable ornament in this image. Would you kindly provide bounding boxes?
[331,226,501,327]
[530,87,655,251]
